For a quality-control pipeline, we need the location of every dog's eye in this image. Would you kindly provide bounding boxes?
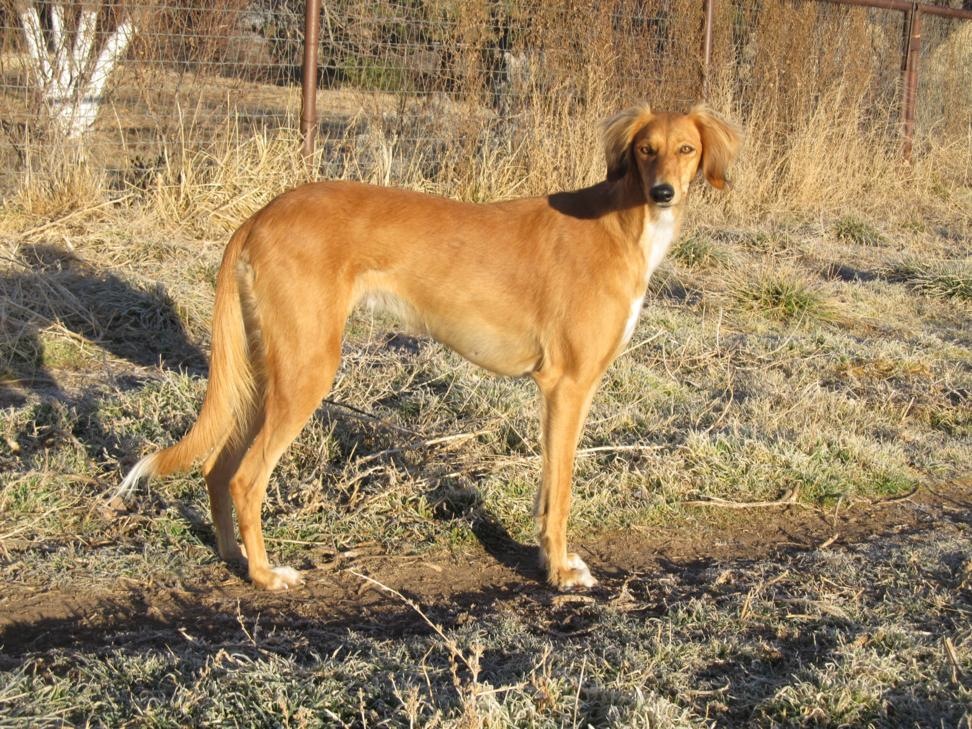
[638,146,656,157]
[679,145,695,155]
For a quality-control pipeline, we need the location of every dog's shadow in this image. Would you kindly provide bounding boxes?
[310,398,543,583]
[427,479,542,582]
[1,243,206,461]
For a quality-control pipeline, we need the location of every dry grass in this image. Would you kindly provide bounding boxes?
[0,0,967,570]
[3,1,971,226]
[884,256,972,302]
[0,2,970,725]
[1,174,967,548]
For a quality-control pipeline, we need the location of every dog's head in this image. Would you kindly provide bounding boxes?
[602,104,742,207]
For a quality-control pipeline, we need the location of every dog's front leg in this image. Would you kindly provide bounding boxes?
[533,373,600,589]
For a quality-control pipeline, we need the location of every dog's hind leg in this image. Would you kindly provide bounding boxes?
[533,369,602,590]
[226,318,345,590]
[202,436,249,563]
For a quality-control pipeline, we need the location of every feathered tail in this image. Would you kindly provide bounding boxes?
[116,218,257,498]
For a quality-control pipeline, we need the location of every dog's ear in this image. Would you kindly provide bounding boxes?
[602,104,652,182]
[690,106,742,190]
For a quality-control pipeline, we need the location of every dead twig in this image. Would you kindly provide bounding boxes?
[575,444,663,457]
[869,484,921,505]
[322,398,424,437]
[348,569,476,673]
[683,487,803,509]
[943,636,963,686]
[493,443,663,467]
[21,194,134,238]
[354,429,489,466]
[739,583,761,621]
[818,533,839,549]
[0,499,80,543]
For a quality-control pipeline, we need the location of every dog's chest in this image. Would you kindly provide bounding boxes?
[621,210,677,345]
[639,209,677,282]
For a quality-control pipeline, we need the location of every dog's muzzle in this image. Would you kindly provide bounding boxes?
[649,183,675,204]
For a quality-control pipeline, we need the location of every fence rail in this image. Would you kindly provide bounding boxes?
[0,0,969,195]
[817,0,972,157]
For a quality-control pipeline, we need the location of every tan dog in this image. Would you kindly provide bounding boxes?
[120,104,741,591]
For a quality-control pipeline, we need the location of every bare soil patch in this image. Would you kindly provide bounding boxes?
[3,481,967,662]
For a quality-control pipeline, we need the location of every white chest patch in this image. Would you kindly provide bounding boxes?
[621,295,643,344]
[621,209,678,346]
[640,208,677,282]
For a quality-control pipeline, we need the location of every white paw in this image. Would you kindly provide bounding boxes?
[565,553,597,588]
[547,553,598,590]
[269,566,304,590]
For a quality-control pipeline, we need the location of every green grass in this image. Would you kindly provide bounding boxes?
[833,216,886,247]
[669,233,731,269]
[885,257,972,301]
[2,528,968,727]
[1,213,967,558]
[732,266,835,322]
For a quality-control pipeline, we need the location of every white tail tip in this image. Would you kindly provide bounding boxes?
[115,454,157,501]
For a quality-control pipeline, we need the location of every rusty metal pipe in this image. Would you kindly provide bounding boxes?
[901,4,922,160]
[301,0,322,167]
[817,0,912,12]
[816,0,972,20]
[818,0,972,159]
[917,3,972,21]
[702,0,715,97]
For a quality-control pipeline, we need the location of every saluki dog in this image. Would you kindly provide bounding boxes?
[120,104,741,591]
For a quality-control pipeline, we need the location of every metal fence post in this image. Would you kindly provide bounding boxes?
[301,0,322,168]
[901,3,921,161]
[818,0,972,160]
[702,0,715,98]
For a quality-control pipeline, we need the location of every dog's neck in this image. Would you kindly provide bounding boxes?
[639,207,677,282]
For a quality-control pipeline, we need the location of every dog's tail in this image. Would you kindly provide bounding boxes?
[116,218,258,499]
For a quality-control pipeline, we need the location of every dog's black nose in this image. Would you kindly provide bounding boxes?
[650,184,675,204]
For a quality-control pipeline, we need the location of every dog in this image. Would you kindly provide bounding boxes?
[120,104,741,591]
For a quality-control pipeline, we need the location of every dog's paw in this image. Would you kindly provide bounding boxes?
[269,566,304,590]
[549,553,597,591]
[252,565,304,591]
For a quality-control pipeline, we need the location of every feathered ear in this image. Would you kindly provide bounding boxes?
[689,105,742,190]
[601,104,652,182]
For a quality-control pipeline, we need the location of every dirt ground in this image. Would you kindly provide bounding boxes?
[3,481,967,663]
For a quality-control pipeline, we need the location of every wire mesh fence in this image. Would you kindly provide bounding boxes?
[0,0,969,197]
[917,9,972,138]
